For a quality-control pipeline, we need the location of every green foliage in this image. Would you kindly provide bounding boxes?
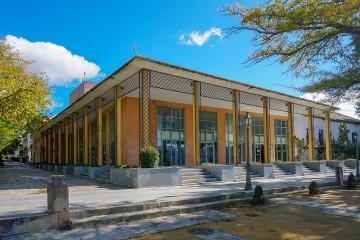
[139,146,159,168]
[223,1,360,113]
[337,122,350,148]
[0,40,51,151]
[347,172,357,189]
[252,185,265,205]
[309,181,319,195]
[295,136,307,161]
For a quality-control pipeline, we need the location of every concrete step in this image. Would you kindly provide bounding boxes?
[69,198,240,229]
[181,175,215,181]
[98,174,110,179]
[181,172,211,177]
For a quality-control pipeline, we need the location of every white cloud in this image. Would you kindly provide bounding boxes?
[179,27,223,46]
[4,35,101,86]
[301,93,358,119]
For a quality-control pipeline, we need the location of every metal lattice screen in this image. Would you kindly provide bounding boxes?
[150,71,193,94]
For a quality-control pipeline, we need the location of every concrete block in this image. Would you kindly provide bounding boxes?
[344,160,356,168]
[110,168,181,188]
[47,175,69,214]
[201,165,235,182]
[303,161,326,173]
[251,164,274,178]
[335,167,343,185]
[74,166,89,177]
[327,160,345,169]
[89,166,109,179]
[277,162,303,175]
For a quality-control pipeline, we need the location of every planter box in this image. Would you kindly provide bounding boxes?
[74,166,89,177]
[89,166,109,179]
[251,164,274,178]
[326,160,345,169]
[110,168,181,188]
[344,160,356,168]
[62,166,74,175]
[277,162,303,175]
[55,165,64,173]
[303,161,326,173]
[201,165,234,182]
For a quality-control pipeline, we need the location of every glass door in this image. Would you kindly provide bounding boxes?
[200,111,218,164]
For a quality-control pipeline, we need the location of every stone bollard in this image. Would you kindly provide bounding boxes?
[47,175,69,213]
[335,167,343,185]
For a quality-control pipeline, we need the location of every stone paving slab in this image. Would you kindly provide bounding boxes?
[3,210,236,240]
[270,198,360,219]
[196,230,246,240]
[0,162,338,219]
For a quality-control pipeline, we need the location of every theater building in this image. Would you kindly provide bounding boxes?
[31,56,360,166]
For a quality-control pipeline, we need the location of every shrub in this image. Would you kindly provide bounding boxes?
[252,185,265,205]
[347,172,357,189]
[309,181,319,195]
[139,146,159,168]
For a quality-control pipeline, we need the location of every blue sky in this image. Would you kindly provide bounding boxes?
[1,0,345,116]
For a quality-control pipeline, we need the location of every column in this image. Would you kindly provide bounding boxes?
[52,125,56,164]
[58,122,62,164]
[96,97,103,166]
[73,113,78,165]
[65,118,69,164]
[115,86,122,166]
[83,106,89,165]
[325,111,331,160]
[48,128,51,163]
[192,81,201,165]
[140,69,150,148]
[308,107,314,161]
[263,97,271,163]
[287,102,294,161]
[232,90,240,164]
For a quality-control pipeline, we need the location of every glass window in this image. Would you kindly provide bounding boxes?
[157,107,185,166]
[200,111,218,164]
[274,119,288,161]
[109,110,115,165]
[225,113,245,164]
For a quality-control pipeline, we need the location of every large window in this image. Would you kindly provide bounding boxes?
[274,119,288,161]
[200,111,218,164]
[90,121,97,164]
[252,116,264,163]
[102,115,106,165]
[157,106,185,166]
[225,114,245,164]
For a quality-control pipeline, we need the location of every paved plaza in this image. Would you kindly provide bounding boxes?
[0,161,340,219]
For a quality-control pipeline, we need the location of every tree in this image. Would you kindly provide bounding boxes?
[223,0,360,111]
[337,122,350,148]
[0,39,51,151]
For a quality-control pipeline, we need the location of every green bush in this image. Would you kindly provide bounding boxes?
[139,146,159,168]
[309,181,319,195]
[252,185,265,205]
[347,172,357,189]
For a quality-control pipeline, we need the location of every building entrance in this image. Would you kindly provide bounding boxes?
[254,144,265,163]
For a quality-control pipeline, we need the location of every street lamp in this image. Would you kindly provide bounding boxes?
[354,132,359,178]
[244,112,253,190]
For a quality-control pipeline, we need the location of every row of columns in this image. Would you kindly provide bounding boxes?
[39,69,332,165]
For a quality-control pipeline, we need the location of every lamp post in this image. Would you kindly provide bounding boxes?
[244,112,253,190]
[354,132,359,178]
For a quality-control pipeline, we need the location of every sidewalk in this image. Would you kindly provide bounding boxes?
[0,161,337,219]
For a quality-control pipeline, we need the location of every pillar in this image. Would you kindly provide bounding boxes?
[83,106,89,165]
[115,85,122,166]
[308,107,314,161]
[192,81,201,165]
[263,97,271,163]
[287,102,294,161]
[232,90,240,164]
[52,125,56,164]
[65,118,69,164]
[96,97,103,166]
[72,113,78,165]
[140,69,150,148]
[325,111,331,160]
[58,122,62,164]
[48,128,51,163]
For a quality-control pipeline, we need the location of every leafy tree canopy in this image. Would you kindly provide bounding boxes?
[0,40,51,151]
[223,0,360,112]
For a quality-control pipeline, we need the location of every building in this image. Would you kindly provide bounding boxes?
[31,56,360,166]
